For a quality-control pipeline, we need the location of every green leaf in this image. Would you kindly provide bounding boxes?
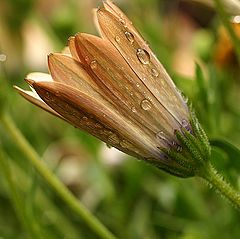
[210,138,240,169]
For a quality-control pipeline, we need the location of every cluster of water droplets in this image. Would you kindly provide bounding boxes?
[107,132,139,154]
[108,133,120,145]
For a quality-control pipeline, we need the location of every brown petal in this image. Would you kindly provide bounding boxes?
[48,53,98,91]
[13,86,63,120]
[68,36,81,61]
[31,80,164,160]
[97,6,189,126]
[75,33,180,144]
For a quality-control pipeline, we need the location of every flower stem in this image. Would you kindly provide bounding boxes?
[0,112,117,239]
[199,163,240,210]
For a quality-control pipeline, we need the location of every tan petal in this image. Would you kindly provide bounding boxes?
[13,85,63,120]
[97,5,189,126]
[25,72,53,83]
[68,36,81,61]
[74,33,180,144]
[48,53,98,91]
[31,80,165,160]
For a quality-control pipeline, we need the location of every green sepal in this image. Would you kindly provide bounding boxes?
[153,108,211,178]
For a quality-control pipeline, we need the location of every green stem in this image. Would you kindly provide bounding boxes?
[214,0,240,64]
[199,163,240,210]
[0,112,117,239]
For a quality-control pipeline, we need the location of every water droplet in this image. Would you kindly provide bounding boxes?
[85,56,89,63]
[108,133,120,145]
[55,90,60,96]
[131,106,137,113]
[156,131,167,141]
[45,92,51,101]
[136,83,140,88]
[0,54,7,62]
[151,68,159,77]
[90,60,97,69]
[115,36,120,42]
[82,116,88,121]
[119,18,126,25]
[140,99,151,111]
[136,48,150,65]
[124,31,134,44]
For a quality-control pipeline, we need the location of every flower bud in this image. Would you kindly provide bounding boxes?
[15,1,211,178]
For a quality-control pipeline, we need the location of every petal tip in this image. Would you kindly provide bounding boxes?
[25,77,35,87]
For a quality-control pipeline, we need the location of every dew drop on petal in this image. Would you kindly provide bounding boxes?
[140,99,152,111]
[85,56,89,63]
[90,60,98,69]
[151,68,159,77]
[115,36,120,42]
[119,18,126,25]
[45,92,51,101]
[136,48,150,65]
[131,106,137,113]
[124,31,134,44]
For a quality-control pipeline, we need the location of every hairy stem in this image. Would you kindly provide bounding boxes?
[199,163,240,210]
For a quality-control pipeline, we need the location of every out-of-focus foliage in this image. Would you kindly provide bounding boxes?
[0,0,239,238]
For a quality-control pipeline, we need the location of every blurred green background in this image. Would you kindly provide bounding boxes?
[0,0,240,238]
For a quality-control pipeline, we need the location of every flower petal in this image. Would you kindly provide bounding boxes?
[31,80,165,160]
[68,36,81,61]
[74,33,180,144]
[25,72,53,83]
[97,4,189,126]
[13,85,63,119]
[48,53,98,91]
